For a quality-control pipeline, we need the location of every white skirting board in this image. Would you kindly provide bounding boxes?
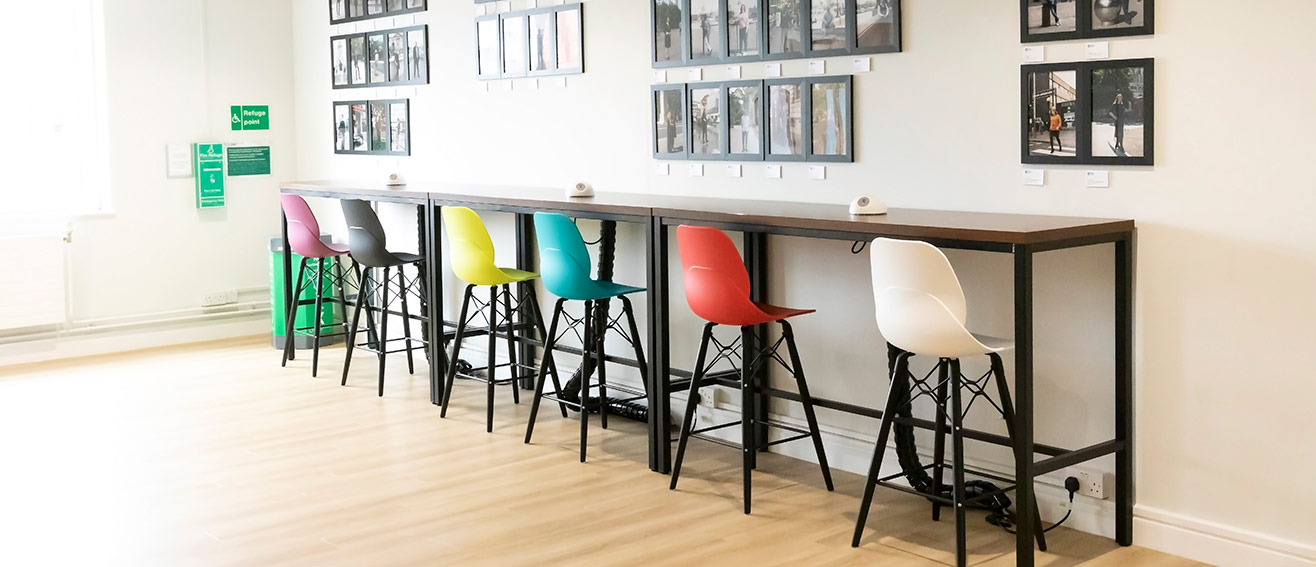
[0,311,268,368]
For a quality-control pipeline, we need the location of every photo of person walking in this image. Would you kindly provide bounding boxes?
[690,0,720,61]
[1026,68,1077,158]
[1091,65,1146,158]
[689,88,721,156]
[1024,0,1076,38]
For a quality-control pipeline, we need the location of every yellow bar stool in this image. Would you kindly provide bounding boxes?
[439,207,548,433]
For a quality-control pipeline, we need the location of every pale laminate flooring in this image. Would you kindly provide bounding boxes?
[0,337,1201,567]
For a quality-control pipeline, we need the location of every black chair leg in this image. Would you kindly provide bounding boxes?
[376,267,390,397]
[931,359,951,521]
[990,352,1048,552]
[524,285,567,417]
[333,259,350,338]
[740,326,754,514]
[578,300,594,462]
[440,285,475,416]
[399,268,415,375]
[852,352,913,547]
[311,260,325,378]
[342,263,368,386]
[949,359,968,567]
[780,320,833,491]
[485,285,498,432]
[502,284,520,405]
[281,258,307,367]
[526,298,565,444]
[597,303,608,431]
[619,296,649,397]
[670,323,715,490]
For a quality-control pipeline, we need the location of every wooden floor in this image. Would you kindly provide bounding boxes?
[0,337,1200,567]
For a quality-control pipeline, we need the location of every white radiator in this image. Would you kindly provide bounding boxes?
[0,233,68,331]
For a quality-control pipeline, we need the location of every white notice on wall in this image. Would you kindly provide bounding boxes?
[1022,46,1045,63]
[765,63,782,78]
[808,60,825,75]
[1086,41,1110,60]
[727,164,742,178]
[727,65,742,79]
[654,163,670,176]
[689,164,704,177]
[166,143,192,178]
[1086,170,1111,188]
[652,70,667,83]
[687,68,703,81]
[852,57,872,73]
[1023,168,1045,186]
[809,165,826,180]
[766,165,782,179]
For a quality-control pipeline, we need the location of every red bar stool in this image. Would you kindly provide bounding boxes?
[279,194,353,378]
[668,225,833,514]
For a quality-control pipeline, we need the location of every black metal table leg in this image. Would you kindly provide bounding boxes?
[515,213,537,389]
[647,216,671,473]
[1013,244,1036,567]
[424,202,446,405]
[281,209,294,361]
[1115,235,1135,546]
[744,232,769,455]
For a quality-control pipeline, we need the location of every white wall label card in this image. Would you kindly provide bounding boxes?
[1023,46,1044,63]
[766,165,782,179]
[688,163,704,176]
[808,60,825,75]
[808,165,826,180]
[497,1,511,12]
[1086,41,1110,60]
[1086,170,1111,188]
[166,143,192,178]
[765,63,782,78]
[852,57,872,72]
[652,70,667,83]
[687,68,703,81]
[727,164,742,178]
[475,4,487,16]
[654,163,670,176]
[1023,168,1045,186]
[726,65,742,79]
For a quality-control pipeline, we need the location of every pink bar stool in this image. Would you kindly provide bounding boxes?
[280,194,353,378]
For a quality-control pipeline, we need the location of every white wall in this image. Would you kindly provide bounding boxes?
[287,1,1316,565]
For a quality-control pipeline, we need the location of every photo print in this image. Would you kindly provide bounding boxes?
[350,36,366,84]
[349,0,364,19]
[1026,68,1078,159]
[331,0,346,22]
[653,0,684,65]
[1021,58,1153,165]
[408,29,427,83]
[529,12,554,74]
[1088,0,1152,37]
[556,5,583,72]
[502,15,529,77]
[1023,0,1078,40]
[689,86,722,158]
[334,104,350,152]
[387,32,407,82]
[767,80,804,158]
[654,87,686,158]
[727,83,763,157]
[1090,61,1151,162]
[367,0,383,16]
[809,77,851,160]
[809,0,847,53]
[407,0,423,8]
[727,0,760,58]
[332,38,348,87]
[351,103,368,151]
[690,0,722,61]
[390,102,408,153]
[476,17,501,79]
[370,101,389,151]
[368,33,387,83]
[387,0,402,11]
[855,0,899,52]
[768,0,804,55]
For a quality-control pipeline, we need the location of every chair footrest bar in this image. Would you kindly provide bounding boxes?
[875,480,955,505]
[689,421,740,436]
[765,432,812,447]
[760,419,811,436]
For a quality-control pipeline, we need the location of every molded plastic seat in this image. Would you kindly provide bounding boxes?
[533,212,644,301]
[281,194,349,258]
[442,207,539,286]
[677,225,813,327]
[340,199,423,268]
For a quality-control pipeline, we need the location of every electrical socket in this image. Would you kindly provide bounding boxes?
[201,289,238,307]
[697,387,718,409]
[1069,469,1106,500]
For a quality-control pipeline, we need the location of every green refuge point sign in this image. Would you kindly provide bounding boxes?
[227,145,271,177]
[231,105,270,131]
[193,143,225,209]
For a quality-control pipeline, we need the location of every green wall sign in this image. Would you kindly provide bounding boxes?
[230,105,270,131]
[193,143,225,209]
[227,145,271,176]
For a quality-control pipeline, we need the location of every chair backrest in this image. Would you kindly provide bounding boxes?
[533,212,596,299]
[875,287,988,358]
[441,206,504,285]
[869,237,967,323]
[676,225,762,326]
[340,199,397,267]
[280,194,328,258]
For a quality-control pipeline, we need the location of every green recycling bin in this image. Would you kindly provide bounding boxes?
[269,235,345,350]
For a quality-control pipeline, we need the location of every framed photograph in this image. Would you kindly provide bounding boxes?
[1020,0,1080,43]
[1086,0,1153,39]
[653,85,688,159]
[331,37,349,87]
[555,4,584,74]
[852,0,901,54]
[766,0,805,58]
[1086,58,1153,165]
[387,0,403,12]
[389,101,410,154]
[501,14,529,78]
[725,80,765,160]
[332,0,422,24]
[407,28,428,83]
[334,103,351,152]
[367,0,384,16]
[690,0,723,63]
[370,101,389,151]
[331,0,347,23]
[407,0,424,7]
[348,0,364,20]
[349,36,367,85]
[653,0,687,67]
[1022,63,1081,163]
[807,0,849,56]
[387,31,407,82]
[806,76,852,162]
[367,33,387,83]
[351,102,369,152]
[527,9,557,76]
[475,15,502,79]
[337,99,409,156]
[765,78,805,161]
[688,83,725,160]
[725,0,762,61]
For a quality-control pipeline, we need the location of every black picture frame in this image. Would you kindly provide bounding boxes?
[723,79,766,161]
[849,0,901,55]
[653,85,689,160]
[475,4,585,81]
[332,26,429,89]
[764,0,807,61]
[1020,61,1083,165]
[1020,58,1153,166]
[475,14,503,80]
[764,77,808,162]
[335,98,411,156]
[687,82,728,161]
[805,75,853,162]
[652,0,690,68]
[1021,0,1153,43]
[331,37,349,88]
[330,0,425,25]
[526,6,559,77]
[805,0,850,58]
[724,0,766,62]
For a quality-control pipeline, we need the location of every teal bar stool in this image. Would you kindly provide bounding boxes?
[524,212,649,462]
